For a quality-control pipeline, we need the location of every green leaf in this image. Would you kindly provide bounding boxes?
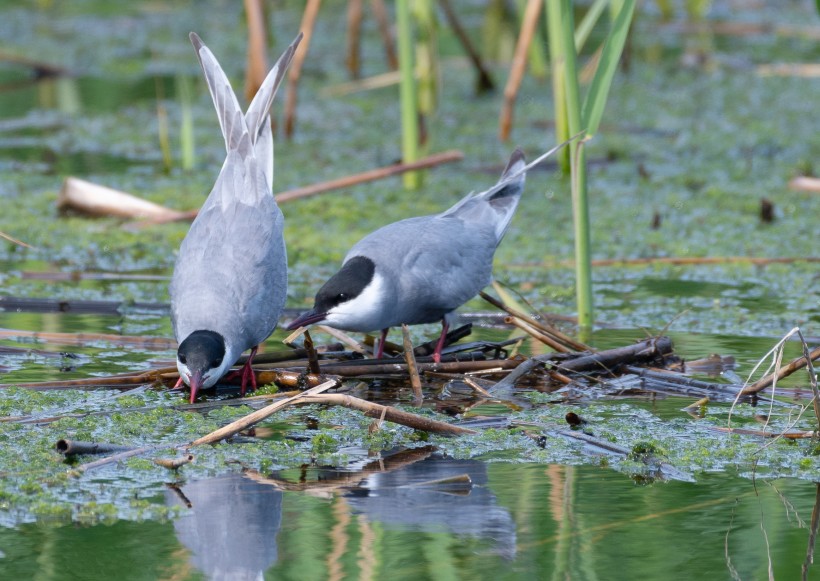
[574,0,610,53]
[580,0,636,137]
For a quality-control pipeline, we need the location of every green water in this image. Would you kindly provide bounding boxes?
[1,0,819,578]
[1,465,817,580]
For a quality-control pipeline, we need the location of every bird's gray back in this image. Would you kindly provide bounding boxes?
[346,214,496,326]
[170,170,287,349]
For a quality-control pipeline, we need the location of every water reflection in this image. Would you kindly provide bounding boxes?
[165,474,283,581]
[343,454,517,559]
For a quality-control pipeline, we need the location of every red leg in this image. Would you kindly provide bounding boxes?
[375,328,388,359]
[171,376,185,390]
[432,320,449,364]
[240,346,259,397]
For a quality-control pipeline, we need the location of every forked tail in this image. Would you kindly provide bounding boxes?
[189,32,303,191]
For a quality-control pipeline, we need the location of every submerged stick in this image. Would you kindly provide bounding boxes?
[55,440,134,456]
[75,445,164,474]
[190,379,339,446]
[299,393,477,436]
[741,345,820,395]
[154,454,195,470]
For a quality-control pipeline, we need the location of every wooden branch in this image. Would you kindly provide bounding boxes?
[190,379,339,446]
[552,337,674,374]
[741,345,820,395]
[274,150,464,203]
[299,393,476,435]
[284,0,321,138]
[499,0,542,141]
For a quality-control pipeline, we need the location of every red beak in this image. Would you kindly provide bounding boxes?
[188,370,203,404]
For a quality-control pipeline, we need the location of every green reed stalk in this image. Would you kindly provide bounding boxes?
[396,0,420,190]
[177,75,195,171]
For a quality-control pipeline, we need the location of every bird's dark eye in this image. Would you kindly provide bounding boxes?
[336,293,348,302]
[179,354,187,365]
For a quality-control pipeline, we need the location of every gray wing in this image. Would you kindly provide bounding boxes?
[348,215,496,325]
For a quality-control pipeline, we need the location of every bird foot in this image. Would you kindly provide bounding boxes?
[171,376,185,390]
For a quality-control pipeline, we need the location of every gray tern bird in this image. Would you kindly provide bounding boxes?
[288,138,576,362]
[170,32,301,403]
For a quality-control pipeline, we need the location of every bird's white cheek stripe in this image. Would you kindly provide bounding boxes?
[177,361,192,384]
[325,272,387,330]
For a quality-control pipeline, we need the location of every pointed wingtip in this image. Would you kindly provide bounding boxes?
[501,148,527,180]
[189,31,203,51]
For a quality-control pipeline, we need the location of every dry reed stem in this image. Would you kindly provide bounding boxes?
[299,393,477,436]
[401,324,423,402]
[243,0,268,102]
[480,290,589,351]
[741,345,820,395]
[274,150,464,203]
[437,0,494,92]
[370,0,398,69]
[533,256,820,269]
[461,376,493,398]
[303,330,321,375]
[346,0,363,78]
[499,0,542,141]
[190,379,339,446]
[504,316,571,353]
[0,230,32,248]
[284,0,321,137]
[315,325,372,355]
